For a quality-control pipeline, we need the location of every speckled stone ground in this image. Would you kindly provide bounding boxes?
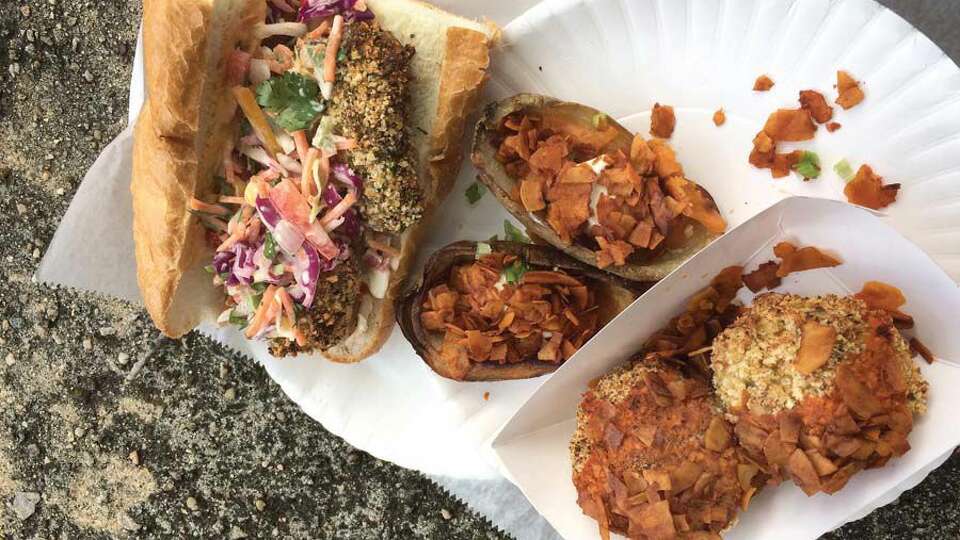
[0,1,957,539]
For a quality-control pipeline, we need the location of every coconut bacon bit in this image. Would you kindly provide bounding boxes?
[844,165,900,210]
[836,70,865,110]
[649,103,676,139]
[798,90,834,124]
[754,74,775,91]
[749,105,817,179]
[419,251,600,380]
[497,112,725,269]
[713,108,726,127]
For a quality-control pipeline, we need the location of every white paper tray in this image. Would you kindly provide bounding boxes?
[492,196,960,540]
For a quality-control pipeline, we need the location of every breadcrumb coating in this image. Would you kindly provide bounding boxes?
[327,21,423,233]
[711,293,927,417]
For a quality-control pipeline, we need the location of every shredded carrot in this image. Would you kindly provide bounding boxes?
[189,198,230,216]
[246,285,278,338]
[245,218,262,242]
[368,238,401,258]
[240,205,253,223]
[306,19,331,41]
[232,86,283,156]
[319,190,357,226]
[218,196,246,205]
[217,229,242,252]
[277,288,297,323]
[323,15,345,83]
[295,130,313,196]
[293,130,310,162]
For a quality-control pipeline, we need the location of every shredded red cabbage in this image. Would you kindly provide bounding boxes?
[321,183,342,207]
[233,243,257,282]
[213,251,235,274]
[299,0,375,22]
[319,184,362,237]
[255,197,282,228]
[294,244,322,307]
[273,220,306,255]
[331,162,364,192]
[339,208,362,237]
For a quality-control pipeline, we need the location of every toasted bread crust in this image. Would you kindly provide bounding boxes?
[133,0,266,337]
[426,26,493,204]
[133,0,495,358]
[141,0,210,141]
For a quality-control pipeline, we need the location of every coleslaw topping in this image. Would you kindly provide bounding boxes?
[192,2,398,342]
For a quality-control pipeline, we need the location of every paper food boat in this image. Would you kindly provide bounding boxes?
[491,197,960,540]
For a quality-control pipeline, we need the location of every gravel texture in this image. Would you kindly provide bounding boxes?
[0,1,957,539]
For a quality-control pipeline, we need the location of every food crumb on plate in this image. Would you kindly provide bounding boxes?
[713,108,726,126]
[836,70,865,110]
[753,74,775,91]
[650,102,676,138]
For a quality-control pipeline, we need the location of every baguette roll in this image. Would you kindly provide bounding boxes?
[132,0,496,362]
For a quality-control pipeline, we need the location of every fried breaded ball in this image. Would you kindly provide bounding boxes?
[571,361,762,540]
[711,293,928,496]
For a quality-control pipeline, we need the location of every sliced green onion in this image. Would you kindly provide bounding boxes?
[504,220,530,243]
[251,282,267,294]
[229,311,248,326]
[793,151,821,180]
[465,182,486,205]
[834,159,854,181]
[272,263,285,275]
[204,265,215,274]
[593,113,608,130]
[475,242,492,259]
[264,232,278,260]
[503,259,529,284]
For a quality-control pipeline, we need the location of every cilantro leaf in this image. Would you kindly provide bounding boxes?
[255,72,324,132]
[465,182,486,205]
[793,151,821,180]
[504,220,530,243]
[503,259,529,284]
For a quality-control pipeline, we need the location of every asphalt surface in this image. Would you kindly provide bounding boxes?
[0,1,957,539]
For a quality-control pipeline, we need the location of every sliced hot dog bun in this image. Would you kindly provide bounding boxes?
[322,0,497,363]
[133,0,496,359]
[133,0,267,337]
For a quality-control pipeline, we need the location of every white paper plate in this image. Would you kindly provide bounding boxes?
[219,0,960,481]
